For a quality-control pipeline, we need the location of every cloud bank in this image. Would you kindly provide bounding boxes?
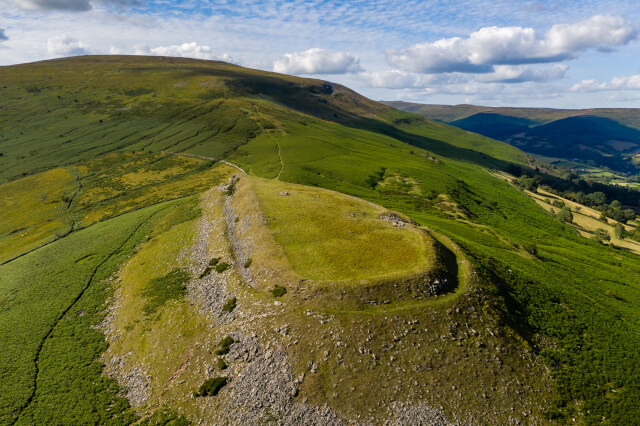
[571,75,640,91]
[386,15,636,73]
[47,36,90,56]
[362,64,567,89]
[134,42,233,62]
[479,64,568,83]
[273,48,362,75]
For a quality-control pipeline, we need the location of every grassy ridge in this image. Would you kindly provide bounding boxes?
[100,185,242,422]
[0,56,524,185]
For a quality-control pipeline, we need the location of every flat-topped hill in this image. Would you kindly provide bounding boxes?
[251,177,435,282]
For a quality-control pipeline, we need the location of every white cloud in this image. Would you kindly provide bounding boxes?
[570,75,640,92]
[361,65,566,89]
[607,94,640,102]
[386,15,637,73]
[395,81,565,104]
[545,15,636,53]
[360,70,469,89]
[47,35,90,56]
[479,64,568,83]
[361,70,437,89]
[12,0,141,11]
[134,42,234,62]
[273,48,362,75]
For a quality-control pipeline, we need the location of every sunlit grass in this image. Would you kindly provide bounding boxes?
[250,177,436,282]
[0,168,76,263]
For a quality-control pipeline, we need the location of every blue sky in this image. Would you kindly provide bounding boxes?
[1,0,639,108]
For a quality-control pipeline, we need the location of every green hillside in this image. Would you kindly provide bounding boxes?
[0,56,524,185]
[1,56,640,424]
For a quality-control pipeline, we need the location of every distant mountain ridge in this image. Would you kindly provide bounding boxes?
[382,101,640,129]
[383,101,640,172]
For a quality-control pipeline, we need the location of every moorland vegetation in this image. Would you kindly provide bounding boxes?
[1,56,639,423]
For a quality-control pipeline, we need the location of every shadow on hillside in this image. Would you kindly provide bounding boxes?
[345,116,520,172]
[432,234,460,296]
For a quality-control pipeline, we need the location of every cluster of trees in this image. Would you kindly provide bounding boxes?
[547,199,574,224]
[515,174,541,192]
[513,168,640,243]
[514,172,637,224]
[509,162,639,203]
[556,206,574,224]
[553,188,635,223]
[591,225,640,245]
[593,228,611,244]
[616,223,640,242]
[603,200,636,223]
[550,196,640,242]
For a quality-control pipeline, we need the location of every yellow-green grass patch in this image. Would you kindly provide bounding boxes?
[0,168,76,263]
[118,156,203,187]
[75,159,236,225]
[378,172,422,196]
[249,177,436,283]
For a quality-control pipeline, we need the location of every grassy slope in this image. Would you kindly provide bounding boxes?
[0,168,77,261]
[0,56,639,422]
[0,151,233,263]
[0,149,235,422]
[0,56,524,185]
[0,200,184,424]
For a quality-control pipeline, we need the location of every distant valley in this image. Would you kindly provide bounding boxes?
[384,101,640,177]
